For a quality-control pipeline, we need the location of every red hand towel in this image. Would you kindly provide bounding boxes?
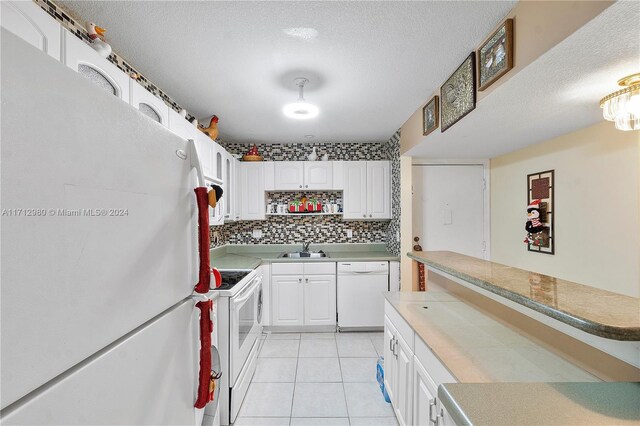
[194,187,210,293]
[194,299,213,409]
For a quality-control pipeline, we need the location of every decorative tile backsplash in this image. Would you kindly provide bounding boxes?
[221,142,388,161]
[33,0,195,121]
[385,130,402,256]
[211,134,402,255]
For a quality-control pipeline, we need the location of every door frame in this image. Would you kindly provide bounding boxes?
[411,158,491,259]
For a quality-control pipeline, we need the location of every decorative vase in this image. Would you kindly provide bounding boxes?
[308,147,318,161]
[321,153,329,161]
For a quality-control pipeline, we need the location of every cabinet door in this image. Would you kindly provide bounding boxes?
[240,162,266,220]
[304,275,336,326]
[383,316,397,405]
[213,143,226,182]
[274,161,304,190]
[234,158,242,221]
[130,80,169,127]
[224,153,234,222]
[395,333,414,426]
[1,0,61,60]
[62,30,130,103]
[413,357,438,426]
[367,161,391,219]
[304,162,333,190]
[271,275,304,326]
[343,161,367,219]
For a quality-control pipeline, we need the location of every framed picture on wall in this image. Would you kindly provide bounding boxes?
[526,169,554,255]
[440,53,476,132]
[422,95,439,136]
[478,18,514,91]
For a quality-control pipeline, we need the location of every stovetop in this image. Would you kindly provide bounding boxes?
[215,270,253,291]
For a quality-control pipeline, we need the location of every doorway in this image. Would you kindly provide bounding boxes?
[412,163,489,259]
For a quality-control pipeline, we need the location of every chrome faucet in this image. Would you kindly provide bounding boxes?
[302,241,311,252]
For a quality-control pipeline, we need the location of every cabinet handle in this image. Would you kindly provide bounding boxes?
[298,278,302,283]
[363,214,366,218]
[305,278,309,283]
[394,337,398,358]
[305,185,308,188]
[369,214,372,218]
[429,399,437,425]
[389,338,394,352]
[299,185,302,188]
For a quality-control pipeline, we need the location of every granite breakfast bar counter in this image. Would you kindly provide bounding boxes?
[408,251,640,341]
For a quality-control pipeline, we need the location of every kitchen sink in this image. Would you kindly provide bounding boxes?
[279,251,329,258]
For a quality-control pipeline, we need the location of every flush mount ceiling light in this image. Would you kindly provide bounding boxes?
[283,78,319,120]
[600,73,640,131]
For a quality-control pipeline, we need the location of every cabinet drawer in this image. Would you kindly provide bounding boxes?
[414,336,457,386]
[384,300,414,352]
[271,262,304,275]
[303,262,336,275]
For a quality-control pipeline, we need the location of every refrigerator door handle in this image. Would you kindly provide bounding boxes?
[188,139,205,188]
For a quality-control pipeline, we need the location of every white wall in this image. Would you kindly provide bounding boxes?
[491,121,640,297]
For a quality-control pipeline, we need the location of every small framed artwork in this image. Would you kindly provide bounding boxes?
[526,169,554,255]
[422,95,439,136]
[440,53,476,132]
[478,18,514,91]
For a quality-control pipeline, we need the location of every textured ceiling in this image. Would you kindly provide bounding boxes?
[407,0,640,159]
[57,0,516,143]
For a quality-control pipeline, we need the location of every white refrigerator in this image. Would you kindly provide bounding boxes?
[1,28,213,424]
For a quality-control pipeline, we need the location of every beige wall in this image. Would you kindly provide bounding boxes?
[490,122,640,297]
[400,0,613,155]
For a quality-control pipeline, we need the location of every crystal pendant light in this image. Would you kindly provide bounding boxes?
[600,73,640,131]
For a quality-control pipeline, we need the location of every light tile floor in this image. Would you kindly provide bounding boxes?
[234,332,397,426]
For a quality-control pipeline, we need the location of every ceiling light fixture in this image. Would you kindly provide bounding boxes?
[283,78,319,120]
[600,73,640,131]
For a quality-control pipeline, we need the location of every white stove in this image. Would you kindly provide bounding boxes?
[212,268,263,425]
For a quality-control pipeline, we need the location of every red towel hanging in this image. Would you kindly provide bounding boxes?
[194,187,210,293]
[194,299,213,409]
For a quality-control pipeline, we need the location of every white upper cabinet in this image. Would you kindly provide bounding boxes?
[343,162,368,219]
[273,161,333,190]
[240,162,266,220]
[1,1,62,60]
[213,143,226,183]
[274,161,304,190]
[234,158,242,221]
[304,162,333,190]
[263,162,275,191]
[367,161,391,219]
[224,152,235,222]
[343,161,391,220]
[129,80,169,127]
[62,30,130,103]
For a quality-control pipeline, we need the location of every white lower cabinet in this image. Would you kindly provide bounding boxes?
[271,275,304,326]
[413,356,438,426]
[385,306,458,426]
[271,262,336,327]
[304,275,336,326]
[384,315,413,426]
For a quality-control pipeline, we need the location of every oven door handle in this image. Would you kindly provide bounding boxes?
[231,276,262,308]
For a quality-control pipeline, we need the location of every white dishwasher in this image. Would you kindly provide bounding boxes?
[337,261,389,329]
